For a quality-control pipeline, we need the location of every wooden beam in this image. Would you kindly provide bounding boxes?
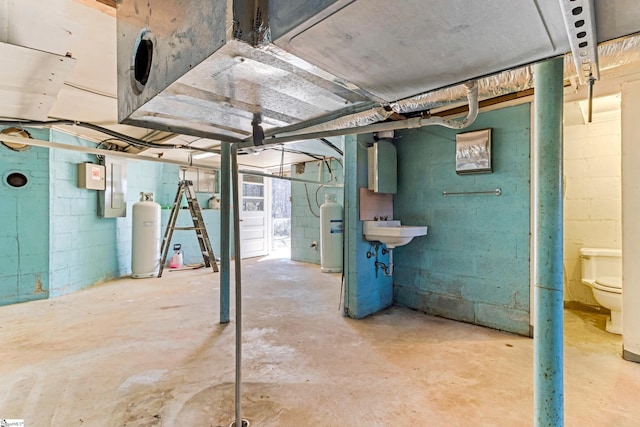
[433,89,535,117]
[73,0,116,17]
[96,0,116,7]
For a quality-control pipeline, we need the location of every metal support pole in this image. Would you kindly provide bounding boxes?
[231,144,244,427]
[533,57,564,427]
[220,142,231,324]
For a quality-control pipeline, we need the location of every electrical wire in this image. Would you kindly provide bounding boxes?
[304,184,320,218]
[319,137,343,156]
[264,145,324,161]
[0,119,222,155]
[315,184,326,209]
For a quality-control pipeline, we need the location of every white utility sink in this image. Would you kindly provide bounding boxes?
[363,220,428,249]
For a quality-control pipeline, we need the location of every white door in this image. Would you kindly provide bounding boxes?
[240,174,269,259]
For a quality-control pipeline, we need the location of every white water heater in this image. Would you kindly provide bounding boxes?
[132,192,161,278]
[320,194,343,273]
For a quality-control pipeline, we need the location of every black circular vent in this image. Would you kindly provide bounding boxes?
[6,172,28,188]
[131,29,155,94]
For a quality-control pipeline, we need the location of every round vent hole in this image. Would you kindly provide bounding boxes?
[134,38,153,86]
[7,172,28,188]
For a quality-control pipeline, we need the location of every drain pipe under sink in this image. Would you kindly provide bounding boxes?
[375,248,394,277]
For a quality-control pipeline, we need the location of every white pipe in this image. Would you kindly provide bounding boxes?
[237,81,479,149]
[238,169,343,187]
[0,134,218,170]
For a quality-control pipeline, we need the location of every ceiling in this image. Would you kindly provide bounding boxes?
[1,0,639,170]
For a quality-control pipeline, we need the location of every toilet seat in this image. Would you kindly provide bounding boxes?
[594,276,622,293]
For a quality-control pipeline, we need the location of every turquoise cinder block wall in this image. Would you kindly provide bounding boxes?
[343,134,394,319]
[393,103,531,335]
[0,128,51,305]
[1,128,224,304]
[48,130,172,296]
[290,159,344,264]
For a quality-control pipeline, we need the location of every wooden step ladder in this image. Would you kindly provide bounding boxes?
[158,180,219,277]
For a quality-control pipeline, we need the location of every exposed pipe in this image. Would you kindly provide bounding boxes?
[276,81,478,138]
[220,142,231,324]
[259,34,640,145]
[0,119,225,153]
[237,81,479,149]
[376,248,394,277]
[0,133,219,170]
[231,144,244,427]
[238,169,343,187]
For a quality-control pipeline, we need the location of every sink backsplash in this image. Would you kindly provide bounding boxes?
[360,188,393,221]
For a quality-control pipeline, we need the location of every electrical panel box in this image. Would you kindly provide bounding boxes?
[98,157,127,218]
[77,163,106,190]
[368,139,397,194]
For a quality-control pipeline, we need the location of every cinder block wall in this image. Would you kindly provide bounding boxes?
[290,159,343,264]
[342,134,394,319]
[48,130,170,296]
[563,115,621,306]
[1,128,224,304]
[0,128,51,305]
[393,104,531,335]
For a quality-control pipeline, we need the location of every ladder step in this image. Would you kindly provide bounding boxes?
[158,180,219,277]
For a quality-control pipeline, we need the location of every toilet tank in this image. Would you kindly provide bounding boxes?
[580,248,622,283]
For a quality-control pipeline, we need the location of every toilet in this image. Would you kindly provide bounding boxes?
[580,248,623,334]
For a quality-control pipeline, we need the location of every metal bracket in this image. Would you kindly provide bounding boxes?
[559,0,599,85]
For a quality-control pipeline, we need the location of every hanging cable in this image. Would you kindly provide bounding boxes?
[0,119,222,155]
[279,146,285,177]
[319,137,343,156]
[304,184,320,218]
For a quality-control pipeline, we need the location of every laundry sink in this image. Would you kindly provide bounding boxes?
[363,220,428,249]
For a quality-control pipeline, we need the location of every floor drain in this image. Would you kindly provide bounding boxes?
[229,419,250,427]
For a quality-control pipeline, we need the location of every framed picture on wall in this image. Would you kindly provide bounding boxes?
[455,128,492,174]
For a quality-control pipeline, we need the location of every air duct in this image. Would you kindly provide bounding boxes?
[273,34,640,139]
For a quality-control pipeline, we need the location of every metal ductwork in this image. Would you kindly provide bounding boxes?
[117,0,640,142]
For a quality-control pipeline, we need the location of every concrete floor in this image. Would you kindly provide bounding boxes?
[1,255,640,427]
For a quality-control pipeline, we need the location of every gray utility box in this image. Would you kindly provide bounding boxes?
[98,157,127,218]
[77,163,106,190]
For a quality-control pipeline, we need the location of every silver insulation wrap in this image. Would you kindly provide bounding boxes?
[284,34,640,135]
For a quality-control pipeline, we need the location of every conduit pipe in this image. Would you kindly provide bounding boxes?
[0,133,219,170]
[237,81,479,150]
[220,142,231,324]
[230,143,245,427]
[274,81,478,138]
[238,169,343,187]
